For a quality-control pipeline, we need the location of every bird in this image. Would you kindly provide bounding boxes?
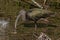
[26,8,55,32]
[14,0,55,34]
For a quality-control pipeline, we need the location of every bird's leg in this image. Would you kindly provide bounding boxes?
[32,0,43,9]
[32,21,38,40]
[43,0,47,5]
[34,21,37,33]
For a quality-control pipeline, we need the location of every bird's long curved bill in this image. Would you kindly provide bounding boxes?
[15,13,21,30]
[15,9,26,29]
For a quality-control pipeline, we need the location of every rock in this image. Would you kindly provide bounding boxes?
[36,32,51,40]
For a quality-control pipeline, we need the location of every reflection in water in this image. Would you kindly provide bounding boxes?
[0,19,9,40]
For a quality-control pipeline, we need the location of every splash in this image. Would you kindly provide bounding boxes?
[0,19,9,32]
[0,18,9,40]
[0,19,9,29]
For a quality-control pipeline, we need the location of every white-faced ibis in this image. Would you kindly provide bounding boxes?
[14,0,55,34]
